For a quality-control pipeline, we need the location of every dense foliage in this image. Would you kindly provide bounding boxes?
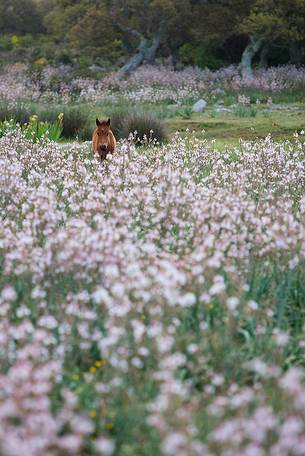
[1,0,305,73]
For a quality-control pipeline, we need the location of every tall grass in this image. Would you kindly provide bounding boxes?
[38,105,92,140]
[0,100,91,140]
[0,115,63,142]
[233,105,257,118]
[0,100,30,124]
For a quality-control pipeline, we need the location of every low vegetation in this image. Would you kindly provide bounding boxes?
[1,63,305,146]
[0,49,305,456]
[111,111,168,144]
[0,127,305,455]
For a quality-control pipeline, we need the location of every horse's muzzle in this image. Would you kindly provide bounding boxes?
[99,144,108,161]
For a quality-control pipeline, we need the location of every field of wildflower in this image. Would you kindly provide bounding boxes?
[1,60,305,455]
[1,117,305,455]
[2,63,305,104]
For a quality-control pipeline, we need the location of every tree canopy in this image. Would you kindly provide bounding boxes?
[0,0,44,34]
[1,0,304,74]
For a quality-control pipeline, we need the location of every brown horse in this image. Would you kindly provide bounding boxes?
[92,118,116,161]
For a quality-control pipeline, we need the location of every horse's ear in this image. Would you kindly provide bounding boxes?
[107,118,111,126]
[96,118,100,126]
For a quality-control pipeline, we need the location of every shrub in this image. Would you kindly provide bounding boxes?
[32,104,88,139]
[0,100,31,124]
[0,114,63,142]
[23,114,63,142]
[0,34,13,51]
[0,101,91,140]
[52,106,91,140]
[179,43,224,70]
[111,111,168,144]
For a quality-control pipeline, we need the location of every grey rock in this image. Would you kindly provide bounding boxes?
[192,99,207,113]
[89,64,105,73]
[214,107,232,113]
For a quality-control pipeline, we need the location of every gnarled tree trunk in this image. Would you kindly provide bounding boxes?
[117,35,149,79]
[117,27,163,79]
[144,31,161,64]
[240,36,264,79]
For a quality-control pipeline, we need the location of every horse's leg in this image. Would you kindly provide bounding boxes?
[108,132,116,153]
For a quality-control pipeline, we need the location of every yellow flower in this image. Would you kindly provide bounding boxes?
[35,57,47,66]
[11,35,20,46]
[95,360,105,367]
[89,410,97,418]
[113,39,123,47]
[89,366,97,373]
[29,115,38,123]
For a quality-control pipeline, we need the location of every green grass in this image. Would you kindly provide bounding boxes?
[1,97,304,147]
[219,87,305,106]
[88,99,305,148]
[167,103,305,148]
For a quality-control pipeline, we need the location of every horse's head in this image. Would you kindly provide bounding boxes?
[95,118,111,154]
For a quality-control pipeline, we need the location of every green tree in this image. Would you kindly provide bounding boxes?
[239,0,305,77]
[67,3,124,66]
[0,0,44,34]
[45,0,89,40]
[107,0,194,77]
[46,0,195,76]
[186,1,253,68]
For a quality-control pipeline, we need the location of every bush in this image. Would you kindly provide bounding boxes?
[179,44,224,70]
[39,105,91,140]
[0,100,31,124]
[110,111,168,144]
[0,101,92,140]
[23,114,63,142]
[0,115,63,142]
[0,35,13,51]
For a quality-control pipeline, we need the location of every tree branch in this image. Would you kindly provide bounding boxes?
[115,22,145,42]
